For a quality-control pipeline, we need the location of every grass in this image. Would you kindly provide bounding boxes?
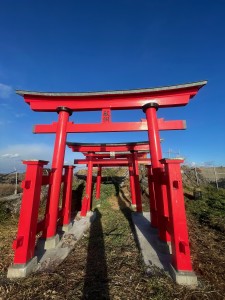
[0,183,22,197]
[0,203,10,223]
[186,185,225,232]
[0,173,225,299]
[184,185,225,294]
[0,204,18,274]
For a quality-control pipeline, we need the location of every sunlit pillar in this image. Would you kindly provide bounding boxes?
[143,103,170,242]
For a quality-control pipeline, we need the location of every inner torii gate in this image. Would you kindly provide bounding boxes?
[81,150,148,204]
[68,142,151,214]
[72,147,150,214]
[9,80,207,283]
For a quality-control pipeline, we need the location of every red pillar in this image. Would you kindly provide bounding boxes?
[143,103,170,242]
[131,151,142,212]
[128,163,136,206]
[13,160,48,264]
[61,165,74,228]
[161,159,193,271]
[81,153,93,216]
[146,165,158,227]
[45,107,72,239]
[86,153,94,211]
[96,165,102,200]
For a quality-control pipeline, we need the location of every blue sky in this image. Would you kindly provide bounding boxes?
[0,0,225,172]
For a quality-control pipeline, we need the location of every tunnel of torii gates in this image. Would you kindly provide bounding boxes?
[8,80,207,282]
[71,146,151,215]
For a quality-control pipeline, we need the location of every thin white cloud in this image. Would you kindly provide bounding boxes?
[0,143,81,173]
[1,153,20,159]
[0,143,53,160]
[0,83,13,99]
[0,143,53,172]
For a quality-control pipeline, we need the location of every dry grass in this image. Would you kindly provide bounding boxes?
[0,180,224,299]
[188,214,225,293]
[0,184,17,197]
[0,216,18,274]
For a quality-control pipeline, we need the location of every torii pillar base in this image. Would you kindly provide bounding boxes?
[169,264,198,286]
[7,256,37,278]
[37,234,60,250]
[61,222,73,233]
[131,204,137,210]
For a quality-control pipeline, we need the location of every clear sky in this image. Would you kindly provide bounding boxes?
[0,0,225,172]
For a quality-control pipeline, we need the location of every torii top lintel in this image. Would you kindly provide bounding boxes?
[16,81,207,112]
[67,141,150,152]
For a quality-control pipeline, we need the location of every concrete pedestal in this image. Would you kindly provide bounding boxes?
[131,204,137,210]
[7,257,37,278]
[37,234,60,250]
[169,264,198,286]
[62,223,72,232]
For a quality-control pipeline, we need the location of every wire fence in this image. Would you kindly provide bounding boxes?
[189,166,225,189]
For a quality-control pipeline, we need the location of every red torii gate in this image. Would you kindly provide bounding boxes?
[9,81,207,283]
[73,149,150,214]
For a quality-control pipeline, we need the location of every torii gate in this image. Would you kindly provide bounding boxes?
[72,148,150,214]
[68,142,152,215]
[9,80,207,283]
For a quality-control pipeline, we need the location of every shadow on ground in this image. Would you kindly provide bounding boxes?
[82,208,109,299]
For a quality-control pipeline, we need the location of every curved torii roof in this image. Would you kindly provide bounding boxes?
[16,80,207,112]
[67,141,150,152]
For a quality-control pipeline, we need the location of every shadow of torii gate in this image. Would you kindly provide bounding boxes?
[8,80,207,285]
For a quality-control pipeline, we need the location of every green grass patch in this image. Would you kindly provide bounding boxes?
[0,203,11,223]
[186,185,225,232]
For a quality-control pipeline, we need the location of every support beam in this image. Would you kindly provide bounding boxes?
[33,119,186,134]
[83,152,148,159]
[74,158,151,165]
[68,141,150,152]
